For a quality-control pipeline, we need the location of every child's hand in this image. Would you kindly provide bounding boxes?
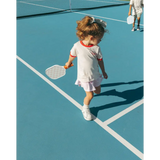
[65,62,70,68]
[103,72,108,79]
[65,62,73,69]
[65,55,75,69]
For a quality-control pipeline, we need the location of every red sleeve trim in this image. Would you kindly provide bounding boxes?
[97,58,103,61]
[70,53,76,57]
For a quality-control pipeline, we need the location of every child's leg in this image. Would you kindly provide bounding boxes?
[84,91,94,105]
[93,85,101,94]
[82,91,93,121]
[83,85,101,105]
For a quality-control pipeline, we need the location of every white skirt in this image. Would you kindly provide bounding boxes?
[75,76,103,92]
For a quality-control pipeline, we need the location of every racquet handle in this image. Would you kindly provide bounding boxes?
[64,63,74,69]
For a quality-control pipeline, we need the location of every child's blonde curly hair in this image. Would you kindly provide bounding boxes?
[76,16,108,40]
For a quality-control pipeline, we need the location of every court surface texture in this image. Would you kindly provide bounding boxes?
[17,1,144,160]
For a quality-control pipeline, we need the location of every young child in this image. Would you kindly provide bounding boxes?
[128,0,144,31]
[65,16,108,121]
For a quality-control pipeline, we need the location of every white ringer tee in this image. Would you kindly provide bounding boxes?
[70,41,103,83]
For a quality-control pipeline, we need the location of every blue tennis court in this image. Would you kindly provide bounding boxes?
[17,0,143,159]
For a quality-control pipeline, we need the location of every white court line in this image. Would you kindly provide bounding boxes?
[86,0,124,4]
[16,56,82,111]
[19,1,66,11]
[17,55,143,159]
[74,11,144,26]
[18,1,143,26]
[104,99,144,125]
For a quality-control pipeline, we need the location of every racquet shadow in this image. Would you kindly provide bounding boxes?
[90,80,143,119]
[140,27,144,32]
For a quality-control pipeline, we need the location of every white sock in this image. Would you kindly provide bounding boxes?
[83,104,89,109]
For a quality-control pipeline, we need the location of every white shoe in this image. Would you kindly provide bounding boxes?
[131,27,135,31]
[137,25,140,31]
[82,106,92,121]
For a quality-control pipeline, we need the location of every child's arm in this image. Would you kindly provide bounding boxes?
[128,5,132,16]
[65,54,76,68]
[98,60,108,79]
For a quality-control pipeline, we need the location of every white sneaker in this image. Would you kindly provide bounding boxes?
[82,106,92,121]
[137,25,140,31]
[131,27,135,31]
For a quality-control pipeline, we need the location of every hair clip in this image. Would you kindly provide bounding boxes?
[90,17,107,29]
[90,17,96,24]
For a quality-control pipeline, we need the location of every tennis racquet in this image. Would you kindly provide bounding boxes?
[45,63,74,79]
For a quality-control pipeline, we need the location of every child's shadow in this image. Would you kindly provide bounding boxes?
[90,85,143,118]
